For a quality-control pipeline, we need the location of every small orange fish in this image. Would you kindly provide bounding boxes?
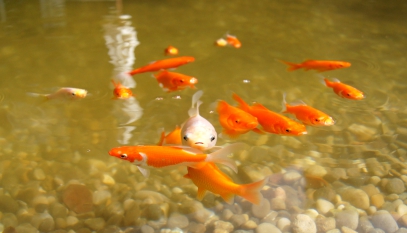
[164,45,179,56]
[232,93,307,136]
[322,78,365,100]
[128,56,195,75]
[111,80,133,99]
[217,100,263,138]
[154,70,198,92]
[157,126,182,146]
[281,60,351,72]
[215,38,228,47]
[282,94,334,126]
[108,143,246,177]
[226,34,241,48]
[184,162,267,205]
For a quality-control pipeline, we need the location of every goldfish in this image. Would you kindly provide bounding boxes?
[111,80,133,99]
[128,56,195,75]
[184,162,267,205]
[157,126,182,146]
[226,34,242,48]
[280,60,351,72]
[108,143,246,177]
[232,93,307,136]
[181,90,218,150]
[282,94,334,126]
[164,45,179,56]
[153,70,198,92]
[215,38,228,47]
[322,77,365,100]
[217,100,263,138]
[28,87,87,100]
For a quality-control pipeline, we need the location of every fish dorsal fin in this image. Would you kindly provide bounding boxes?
[173,146,202,154]
[332,77,341,83]
[188,90,204,117]
[197,187,207,200]
[183,173,191,179]
[281,92,287,112]
[290,100,307,106]
[137,166,150,178]
[252,103,268,110]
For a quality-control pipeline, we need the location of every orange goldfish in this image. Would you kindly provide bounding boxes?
[184,162,267,205]
[164,45,179,56]
[28,87,87,100]
[128,56,195,75]
[322,78,365,100]
[217,100,263,138]
[232,93,307,136]
[153,70,198,92]
[111,80,133,99]
[281,60,351,72]
[108,143,246,177]
[181,91,217,151]
[226,34,241,48]
[282,94,334,126]
[157,126,182,146]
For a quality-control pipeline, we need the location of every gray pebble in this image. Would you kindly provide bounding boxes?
[395,228,407,233]
[252,198,270,218]
[371,210,399,233]
[315,215,335,233]
[213,220,234,232]
[386,178,406,194]
[167,213,189,229]
[335,208,359,230]
[256,223,281,233]
[230,214,248,228]
[340,187,370,210]
[141,224,155,233]
[276,217,291,232]
[292,214,316,233]
[269,197,286,210]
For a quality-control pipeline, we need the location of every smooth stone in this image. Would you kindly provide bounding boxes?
[213,220,234,232]
[371,194,385,208]
[292,214,316,233]
[102,174,115,186]
[38,213,55,232]
[66,216,79,228]
[341,226,357,233]
[241,220,257,229]
[32,195,49,213]
[398,215,407,228]
[84,218,105,231]
[340,188,370,210]
[145,204,163,221]
[313,187,336,202]
[140,224,155,233]
[326,230,341,233]
[15,223,38,233]
[256,223,282,233]
[316,199,334,215]
[361,184,380,197]
[369,176,381,186]
[62,184,93,214]
[32,168,46,180]
[187,222,206,233]
[386,178,406,194]
[3,213,18,228]
[306,165,327,178]
[229,214,248,228]
[93,190,111,206]
[269,197,286,210]
[398,204,407,217]
[252,198,271,218]
[371,210,399,233]
[395,228,407,233]
[273,187,286,200]
[221,209,233,221]
[359,216,374,233]
[335,208,359,230]
[167,213,189,229]
[315,215,336,233]
[50,203,68,219]
[0,195,19,213]
[283,171,302,184]
[277,217,291,232]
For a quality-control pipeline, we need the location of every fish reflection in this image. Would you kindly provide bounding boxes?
[103,9,142,143]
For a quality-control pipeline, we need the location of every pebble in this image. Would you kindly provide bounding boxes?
[341,226,357,233]
[62,184,93,214]
[292,214,316,233]
[340,187,370,210]
[241,220,257,229]
[221,209,233,221]
[32,195,49,213]
[283,170,302,184]
[84,218,105,231]
[398,215,407,228]
[315,215,336,233]
[398,204,407,217]
[38,213,55,232]
[102,174,115,186]
[371,193,385,208]
[371,210,399,233]
[335,208,359,230]
[252,198,271,218]
[141,224,155,233]
[213,220,234,232]
[145,204,164,220]
[256,223,282,233]
[313,187,337,202]
[66,216,79,228]
[305,165,327,178]
[316,199,334,215]
[93,190,111,206]
[386,178,406,194]
[269,197,286,210]
[229,214,247,228]
[395,228,407,233]
[0,195,19,214]
[277,217,291,232]
[32,168,46,180]
[167,213,189,229]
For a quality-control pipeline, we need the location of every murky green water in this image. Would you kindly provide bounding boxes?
[1,0,407,232]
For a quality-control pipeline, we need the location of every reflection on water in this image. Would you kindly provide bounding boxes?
[0,0,407,232]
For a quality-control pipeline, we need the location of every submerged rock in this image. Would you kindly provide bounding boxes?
[62,184,93,214]
[371,210,399,233]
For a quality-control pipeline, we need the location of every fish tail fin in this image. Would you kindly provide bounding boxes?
[281,92,288,113]
[27,92,49,101]
[280,60,301,71]
[206,142,248,173]
[216,100,229,113]
[316,74,329,87]
[237,177,268,205]
[128,69,140,76]
[188,90,204,117]
[232,93,251,113]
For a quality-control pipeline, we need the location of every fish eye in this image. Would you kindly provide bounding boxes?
[120,154,128,159]
[183,135,188,141]
[235,119,240,123]
[347,93,351,96]
[72,93,76,96]
[210,136,216,142]
[179,79,184,83]
[315,119,320,122]
[285,129,291,132]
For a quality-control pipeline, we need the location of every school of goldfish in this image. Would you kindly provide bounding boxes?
[28,35,365,205]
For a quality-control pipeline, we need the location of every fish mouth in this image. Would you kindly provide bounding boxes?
[300,131,308,135]
[194,142,204,145]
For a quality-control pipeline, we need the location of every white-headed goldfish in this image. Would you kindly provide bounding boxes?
[164,45,179,56]
[28,87,87,100]
[181,91,217,150]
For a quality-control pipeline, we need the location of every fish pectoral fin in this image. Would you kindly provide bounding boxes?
[183,173,191,179]
[220,193,234,204]
[137,166,150,178]
[197,187,207,200]
[252,128,266,135]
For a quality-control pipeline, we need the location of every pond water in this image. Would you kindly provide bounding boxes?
[1,0,407,232]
